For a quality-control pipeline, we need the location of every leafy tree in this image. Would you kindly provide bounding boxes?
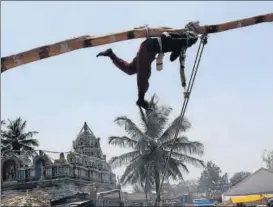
[1,120,6,134]
[221,173,229,185]
[1,117,39,156]
[263,150,273,171]
[230,171,251,186]
[1,119,9,155]
[108,95,205,202]
[198,161,222,193]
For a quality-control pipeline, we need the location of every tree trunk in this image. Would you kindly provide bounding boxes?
[155,168,161,205]
[12,143,22,154]
[145,191,148,207]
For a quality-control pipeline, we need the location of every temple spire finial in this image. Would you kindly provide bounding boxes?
[83,122,88,131]
[77,121,94,136]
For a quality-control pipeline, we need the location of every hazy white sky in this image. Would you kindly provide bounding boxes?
[1,1,273,186]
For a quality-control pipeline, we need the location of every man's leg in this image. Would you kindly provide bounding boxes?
[96,39,157,110]
[136,40,157,110]
[96,49,137,75]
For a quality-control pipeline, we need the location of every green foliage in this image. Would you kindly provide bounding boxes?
[230,171,251,186]
[198,161,227,193]
[263,150,273,171]
[1,117,39,156]
[108,94,205,198]
[173,180,199,195]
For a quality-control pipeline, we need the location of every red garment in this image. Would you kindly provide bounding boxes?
[110,39,157,100]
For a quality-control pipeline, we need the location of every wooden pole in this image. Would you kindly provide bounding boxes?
[1,13,273,73]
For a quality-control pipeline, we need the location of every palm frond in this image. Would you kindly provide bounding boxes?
[162,136,204,156]
[108,150,140,168]
[114,116,145,141]
[176,161,190,174]
[158,116,191,144]
[170,152,205,168]
[1,145,12,155]
[120,155,146,184]
[137,94,172,138]
[19,139,39,147]
[145,104,172,139]
[1,120,6,127]
[165,157,184,181]
[108,136,138,149]
[120,153,155,188]
[6,118,19,131]
[1,130,14,140]
[21,148,38,158]
[138,107,148,131]
[140,162,155,193]
[18,131,39,140]
[20,120,27,131]
[1,139,12,145]
[20,144,35,151]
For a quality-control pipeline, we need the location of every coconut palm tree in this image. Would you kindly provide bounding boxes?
[1,119,10,156]
[1,117,39,156]
[108,95,205,202]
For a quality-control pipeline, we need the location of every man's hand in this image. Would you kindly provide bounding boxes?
[96,49,113,57]
[186,21,201,32]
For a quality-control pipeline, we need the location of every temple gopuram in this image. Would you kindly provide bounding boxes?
[1,122,117,206]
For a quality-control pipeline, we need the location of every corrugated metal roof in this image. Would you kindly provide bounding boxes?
[223,168,273,196]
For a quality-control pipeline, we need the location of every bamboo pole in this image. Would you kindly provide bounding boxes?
[1,13,273,73]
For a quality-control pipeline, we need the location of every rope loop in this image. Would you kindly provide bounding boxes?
[185,21,200,33]
[144,24,150,39]
[134,24,150,39]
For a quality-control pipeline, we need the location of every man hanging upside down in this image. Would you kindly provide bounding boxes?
[96,31,199,110]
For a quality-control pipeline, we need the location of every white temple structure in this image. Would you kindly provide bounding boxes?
[1,122,117,205]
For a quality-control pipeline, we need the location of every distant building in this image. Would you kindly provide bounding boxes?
[1,122,117,205]
[222,168,273,206]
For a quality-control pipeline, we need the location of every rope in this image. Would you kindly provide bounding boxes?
[1,149,105,162]
[144,24,150,39]
[134,24,150,39]
[179,47,188,95]
[180,27,201,96]
[154,34,208,206]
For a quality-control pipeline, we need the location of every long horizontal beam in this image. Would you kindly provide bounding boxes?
[1,13,273,73]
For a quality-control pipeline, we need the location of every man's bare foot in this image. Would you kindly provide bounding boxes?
[136,99,151,111]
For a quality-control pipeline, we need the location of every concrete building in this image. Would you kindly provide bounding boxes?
[1,122,117,206]
[222,168,273,206]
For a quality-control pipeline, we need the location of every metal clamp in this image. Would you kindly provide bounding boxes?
[201,34,208,45]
